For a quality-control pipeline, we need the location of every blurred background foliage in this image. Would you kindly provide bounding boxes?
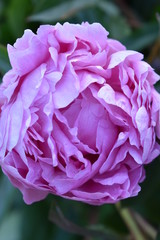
[0,0,160,239]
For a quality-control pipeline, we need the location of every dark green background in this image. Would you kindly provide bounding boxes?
[0,0,160,239]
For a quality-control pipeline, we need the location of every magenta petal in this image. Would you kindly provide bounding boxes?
[93,166,128,185]
[7,95,24,151]
[53,63,79,108]
[135,106,149,134]
[0,22,159,206]
[8,30,48,76]
[108,50,143,69]
[20,64,46,109]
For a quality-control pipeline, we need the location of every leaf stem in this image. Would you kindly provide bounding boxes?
[130,210,157,240]
[49,201,122,240]
[115,202,146,240]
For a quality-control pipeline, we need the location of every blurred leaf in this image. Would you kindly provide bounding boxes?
[28,0,99,22]
[98,0,120,16]
[28,0,131,41]
[49,201,123,240]
[106,16,131,40]
[121,157,160,224]
[0,24,15,46]
[21,201,55,240]
[130,0,159,21]
[130,209,157,239]
[121,22,159,51]
[0,174,16,222]
[155,81,160,93]
[156,228,160,240]
[97,1,131,40]
[87,224,127,240]
[31,0,63,13]
[0,1,4,17]
[0,211,22,240]
[0,44,11,76]
[6,0,32,38]
[99,204,128,235]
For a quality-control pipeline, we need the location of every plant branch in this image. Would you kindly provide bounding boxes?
[49,201,125,240]
[115,202,146,240]
[130,210,157,240]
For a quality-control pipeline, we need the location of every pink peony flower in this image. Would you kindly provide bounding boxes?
[0,22,160,205]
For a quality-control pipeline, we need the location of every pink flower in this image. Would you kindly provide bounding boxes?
[0,22,160,205]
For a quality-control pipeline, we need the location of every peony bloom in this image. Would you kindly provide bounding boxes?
[0,22,160,205]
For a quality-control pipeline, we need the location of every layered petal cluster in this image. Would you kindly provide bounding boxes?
[0,22,160,205]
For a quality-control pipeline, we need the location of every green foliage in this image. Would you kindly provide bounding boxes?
[0,211,22,240]
[28,0,99,22]
[6,0,32,38]
[122,158,160,224]
[0,0,160,240]
[0,44,11,77]
[156,229,160,240]
[121,22,159,51]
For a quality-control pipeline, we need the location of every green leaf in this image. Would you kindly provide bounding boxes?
[97,1,131,40]
[155,82,160,93]
[0,211,22,240]
[106,16,131,40]
[156,228,160,240]
[0,1,4,17]
[97,0,120,17]
[28,0,99,22]
[31,0,63,13]
[49,201,123,240]
[121,22,159,51]
[0,174,16,222]
[6,0,32,38]
[21,201,55,240]
[121,157,160,224]
[0,44,11,76]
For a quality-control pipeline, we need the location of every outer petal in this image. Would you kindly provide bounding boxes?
[8,30,48,76]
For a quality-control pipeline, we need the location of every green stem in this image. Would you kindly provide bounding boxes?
[116,202,146,240]
[131,210,157,240]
